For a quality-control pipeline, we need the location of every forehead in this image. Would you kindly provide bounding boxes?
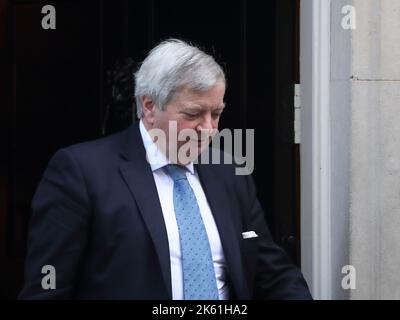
[172,83,225,108]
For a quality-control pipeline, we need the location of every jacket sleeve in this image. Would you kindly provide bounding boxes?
[19,148,91,299]
[242,173,313,300]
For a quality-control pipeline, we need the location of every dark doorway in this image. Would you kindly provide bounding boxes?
[0,0,300,298]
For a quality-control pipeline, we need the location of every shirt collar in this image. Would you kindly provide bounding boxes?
[139,119,194,174]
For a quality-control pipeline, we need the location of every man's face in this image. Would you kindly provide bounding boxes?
[142,81,225,164]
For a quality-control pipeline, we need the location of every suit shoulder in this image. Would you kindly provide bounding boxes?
[49,126,131,168]
[64,127,129,156]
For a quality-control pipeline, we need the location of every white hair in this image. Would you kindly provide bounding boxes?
[134,39,226,119]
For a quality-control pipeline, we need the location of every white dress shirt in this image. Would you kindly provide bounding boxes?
[139,120,229,300]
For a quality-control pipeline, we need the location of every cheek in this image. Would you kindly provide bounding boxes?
[176,121,200,144]
[177,120,198,131]
[211,118,220,130]
[213,118,220,127]
[155,114,175,131]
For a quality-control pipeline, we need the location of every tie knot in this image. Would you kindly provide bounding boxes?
[163,164,188,181]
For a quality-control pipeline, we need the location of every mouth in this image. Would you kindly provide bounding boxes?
[185,139,208,144]
[192,135,213,142]
[191,139,208,142]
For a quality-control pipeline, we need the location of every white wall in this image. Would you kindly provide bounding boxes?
[349,0,400,300]
[301,0,400,300]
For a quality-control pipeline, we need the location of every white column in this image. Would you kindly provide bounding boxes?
[300,0,332,300]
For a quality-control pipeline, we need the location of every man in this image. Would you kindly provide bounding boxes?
[19,39,312,299]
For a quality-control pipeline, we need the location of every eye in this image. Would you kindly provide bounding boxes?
[182,112,199,119]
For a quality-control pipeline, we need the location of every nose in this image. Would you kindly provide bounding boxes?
[197,113,213,131]
[196,114,216,141]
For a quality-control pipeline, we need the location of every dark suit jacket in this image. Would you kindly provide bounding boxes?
[19,121,312,299]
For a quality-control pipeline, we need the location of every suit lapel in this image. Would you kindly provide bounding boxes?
[118,122,172,299]
[196,163,250,299]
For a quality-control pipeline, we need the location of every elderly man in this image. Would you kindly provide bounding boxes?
[19,39,312,299]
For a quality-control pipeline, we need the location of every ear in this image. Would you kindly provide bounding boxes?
[141,95,156,125]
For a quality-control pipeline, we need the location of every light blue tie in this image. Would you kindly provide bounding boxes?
[163,164,219,300]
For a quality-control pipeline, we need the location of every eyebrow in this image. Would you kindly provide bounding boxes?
[183,103,226,111]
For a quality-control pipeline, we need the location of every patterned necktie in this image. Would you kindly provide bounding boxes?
[163,164,219,300]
